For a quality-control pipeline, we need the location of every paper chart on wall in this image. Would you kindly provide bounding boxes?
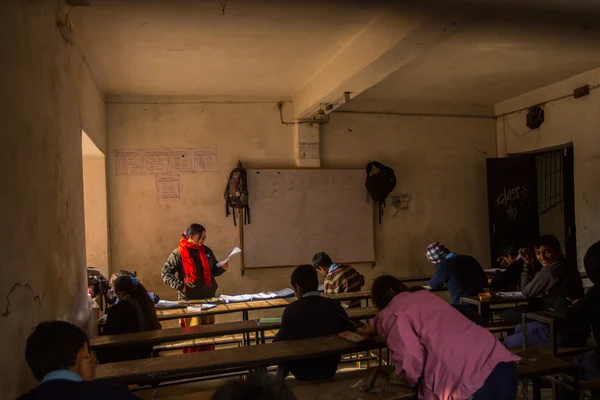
[115,150,142,175]
[143,150,169,174]
[193,148,218,173]
[298,142,319,160]
[156,175,180,200]
[169,148,194,173]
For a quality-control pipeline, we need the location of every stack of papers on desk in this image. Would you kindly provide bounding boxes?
[495,292,523,298]
[187,303,217,311]
[155,300,183,309]
[218,288,295,303]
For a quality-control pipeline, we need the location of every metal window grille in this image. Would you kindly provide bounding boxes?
[536,150,563,216]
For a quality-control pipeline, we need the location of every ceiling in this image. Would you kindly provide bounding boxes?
[71,0,385,97]
[357,15,600,106]
[71,0,600,107]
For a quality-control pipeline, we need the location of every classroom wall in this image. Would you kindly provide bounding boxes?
[322,112,497,284]
[496,67,600,268]
[0,0,106,397]
[107,102,496,308]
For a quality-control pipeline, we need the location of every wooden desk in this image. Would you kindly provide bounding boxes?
[96,335,386,385]
[92,307,379,351]
[517,350,576,400]
[460,294,528,316]
[326,291,372,303]
[397,275,432,283]
[157,298,292,321]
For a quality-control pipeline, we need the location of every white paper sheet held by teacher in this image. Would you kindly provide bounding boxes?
[218,247,242,267]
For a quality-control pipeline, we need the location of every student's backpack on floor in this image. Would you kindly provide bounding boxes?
[365,161,396,224]
[224,161,250,226]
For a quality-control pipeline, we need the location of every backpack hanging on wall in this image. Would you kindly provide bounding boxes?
[224,161,250,226]
[365,161,396,224]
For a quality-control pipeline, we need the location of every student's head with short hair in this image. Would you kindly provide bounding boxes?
[109,269,135,288]
[212,376,296,400]
[584,240,600,285]
[534,234,563,267]
[290,264,318,299]
[312,252,333,276]
[183,223,207,246]
[371,275,412,310]
[25,321,95,382]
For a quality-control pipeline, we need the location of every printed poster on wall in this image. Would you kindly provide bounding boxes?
[168,148,194,174]
[156,175,180,200]
[115,150,142,175]
[143,150,169,174]
[193,148,218,173]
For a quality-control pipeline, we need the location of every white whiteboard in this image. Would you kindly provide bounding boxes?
[242,169,375,268]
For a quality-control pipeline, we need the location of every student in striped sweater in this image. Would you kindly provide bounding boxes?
[312,252,365,308]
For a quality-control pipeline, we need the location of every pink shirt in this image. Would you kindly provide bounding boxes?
[372,290,519,400]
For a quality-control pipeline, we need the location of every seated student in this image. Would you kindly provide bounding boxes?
[504,234,588,349]
[105,270,160,306]
[426,242,487,305]
[97,276,161,363]
[360,275,519,400]
[490,246,526,291]
[312,251,365,308]
[17,321,139,400]
[273,265,354,381]
[556,240,600,400]
[212,375,296,400]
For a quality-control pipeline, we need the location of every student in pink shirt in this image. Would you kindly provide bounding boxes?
[360,275,519,400]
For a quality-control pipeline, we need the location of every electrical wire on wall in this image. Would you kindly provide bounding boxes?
[500,82,600,155]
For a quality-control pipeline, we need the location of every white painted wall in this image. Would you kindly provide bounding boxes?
[0,1,106,397]
[107,102,496,314]
[496,67,600,267]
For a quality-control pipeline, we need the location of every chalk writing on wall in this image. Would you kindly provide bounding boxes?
[115,150,142,175]
[143,150,169,174]
[496,185,530,220]
[193,148,218,173]
[169,148,194,173]
[156,175,180,200]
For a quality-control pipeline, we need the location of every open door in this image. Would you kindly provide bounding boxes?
[486,156,539,267]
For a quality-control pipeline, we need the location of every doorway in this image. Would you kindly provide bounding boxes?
[81,131,109,278]
[486,145,576,266]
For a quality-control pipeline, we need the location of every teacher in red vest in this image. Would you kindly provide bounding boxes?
[162,223,228,352]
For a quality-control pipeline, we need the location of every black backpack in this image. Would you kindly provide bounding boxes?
[224,161,250,226]
[365,161,396,223]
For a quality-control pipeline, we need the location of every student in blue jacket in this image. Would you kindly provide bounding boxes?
[426,242,487,305]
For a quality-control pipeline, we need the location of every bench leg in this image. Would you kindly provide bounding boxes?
[532,378,542,400]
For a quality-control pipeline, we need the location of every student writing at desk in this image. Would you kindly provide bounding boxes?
[312,251,364,308]
[105,270,160,306]
[97,276,161,364]
[162,223,229,353]
[360,275,519,400]
[555,240,600,400]
[503,234,588,349]
[17,321,139,400]
[273,265,354,381]
[426,242,487,305]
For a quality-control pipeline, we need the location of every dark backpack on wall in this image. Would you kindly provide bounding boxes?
[365,161,396,224]
[224,161,250,226]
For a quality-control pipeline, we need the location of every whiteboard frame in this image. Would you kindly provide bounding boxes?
[238,168,377,275]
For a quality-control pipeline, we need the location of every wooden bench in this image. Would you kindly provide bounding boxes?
[154,368,415,400]
[486,319,518,334]
[154,330,279,352]
[96,335,386,386]
[92,307,378,352]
